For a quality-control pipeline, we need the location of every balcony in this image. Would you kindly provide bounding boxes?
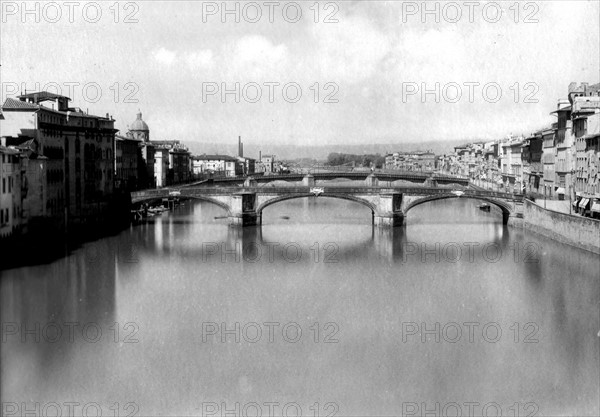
[572,96,600,113]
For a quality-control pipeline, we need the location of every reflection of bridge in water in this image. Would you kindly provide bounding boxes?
[132,175,524,227]
[221,222,514,265]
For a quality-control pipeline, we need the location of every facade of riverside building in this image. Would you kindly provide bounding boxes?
[192,155,242,177]
[115,134,141,191]
[0,146,22,238]
[445,81,600,217]
[0,91,117,232]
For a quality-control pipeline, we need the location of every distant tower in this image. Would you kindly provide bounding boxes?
[238,136,244,158]
[129,111,150,142]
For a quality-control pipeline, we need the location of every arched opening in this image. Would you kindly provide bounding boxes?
[187,196,232,217]
[404,196,511,224]
[133,196,231,217]
[258,194,376,225]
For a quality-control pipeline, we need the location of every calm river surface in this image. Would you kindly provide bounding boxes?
[1,198,599,416]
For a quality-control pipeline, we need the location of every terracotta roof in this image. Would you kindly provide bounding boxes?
[0,145,21,155]
[550,106,571,114]
[2,98,39,110]
[17,91,70,101]
[116,134,140,142]
[15,138,35,148]
[193,154,238,161]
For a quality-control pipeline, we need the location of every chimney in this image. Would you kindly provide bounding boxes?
[259,150,262,161]
[238,136,243,157]
[581,82,589,93]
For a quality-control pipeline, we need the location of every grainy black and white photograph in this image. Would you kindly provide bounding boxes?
[1,1,599,416]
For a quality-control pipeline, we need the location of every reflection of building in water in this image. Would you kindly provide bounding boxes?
[1,243,117,385]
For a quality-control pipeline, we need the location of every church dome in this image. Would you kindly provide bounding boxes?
[130,111,149,131]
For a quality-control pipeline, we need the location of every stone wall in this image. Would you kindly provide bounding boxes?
[523,199,600,254]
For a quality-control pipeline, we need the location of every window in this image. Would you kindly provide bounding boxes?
[2,178,5,193]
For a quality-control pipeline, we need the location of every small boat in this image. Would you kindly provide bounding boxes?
[478,204,491,212]
[280,216,290,220]
[148,206,169,214]
[130,210,144,223]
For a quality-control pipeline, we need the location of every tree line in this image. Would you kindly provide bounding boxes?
[326,153,386,169]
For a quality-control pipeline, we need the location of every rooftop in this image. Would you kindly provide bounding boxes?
[2,98,114,121]
[193,154,238,161]
[17,91,71,102]
[0,145,21,155]
[550,105,572,115]
[130,111,149,131]
[116,134,141,142]
[2,97,40,110]
[572,96,600,113]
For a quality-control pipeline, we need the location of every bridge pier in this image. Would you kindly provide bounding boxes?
[366,174,379,187]
[372,192,404,228]
[228,211,261,227]
[244,177,258,187]
[424,177,438,187]
[228,193,261,227]
[504,212,523,227]
[303,174,315,187]
[374,213,405,227]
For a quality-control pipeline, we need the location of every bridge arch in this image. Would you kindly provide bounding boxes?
[133,195,232,216]
[256,193,377,217]
[403,194,512,222]
[182,196,233,216]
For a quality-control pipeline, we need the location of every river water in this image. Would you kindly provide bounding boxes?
[1,198,599,416]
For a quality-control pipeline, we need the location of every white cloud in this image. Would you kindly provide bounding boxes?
[308,16,392,84]
[235,36,287,64]
[226,35,289,80]
[186,49,214,70]
[393,28,472,82]
[153,47,177,66]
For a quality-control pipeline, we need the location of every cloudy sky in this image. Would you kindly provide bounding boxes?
[1,1,599,148]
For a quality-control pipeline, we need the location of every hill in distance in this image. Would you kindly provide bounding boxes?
[184,140,471,161]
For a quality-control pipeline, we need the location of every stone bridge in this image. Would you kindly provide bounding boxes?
[132,182,523,228]
[202,171,470,187]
